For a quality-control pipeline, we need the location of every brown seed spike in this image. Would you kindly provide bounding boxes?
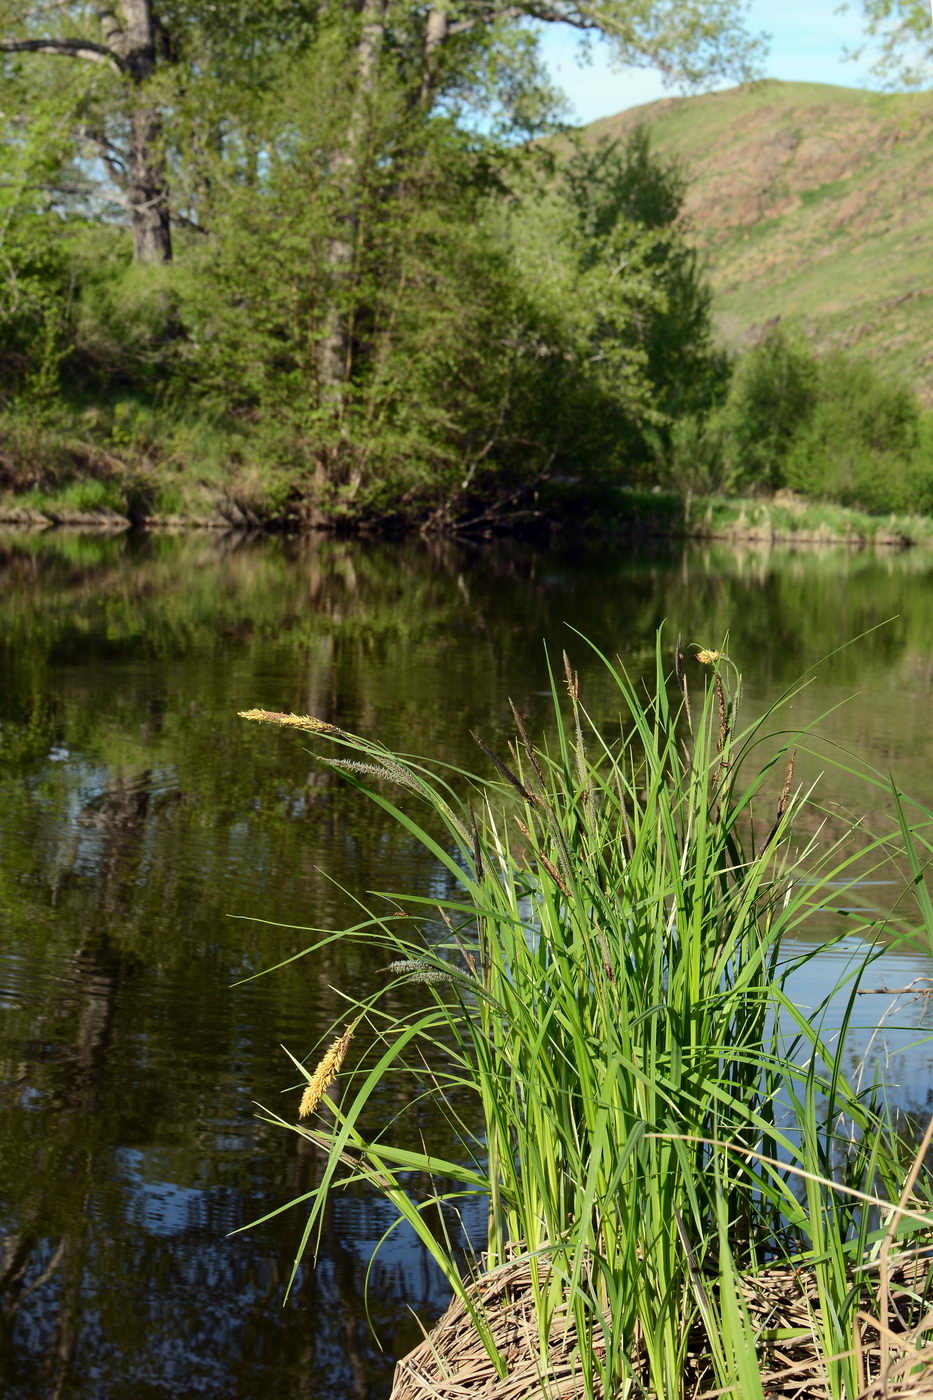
[509,700,546,789]
[563,651,580,703]
[762,750,798,854]
[469,805,484,882]
[716,676,730,760]
[776,750,797,822]
[471,731,536,804]
[538,852,571,898]
[675,635,692,729]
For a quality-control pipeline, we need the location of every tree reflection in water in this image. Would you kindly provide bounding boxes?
[0,529,931,1397]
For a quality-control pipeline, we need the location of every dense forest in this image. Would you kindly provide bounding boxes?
[0,0,931,529]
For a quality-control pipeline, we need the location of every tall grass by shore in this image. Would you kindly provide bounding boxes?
[240,636,933,1398]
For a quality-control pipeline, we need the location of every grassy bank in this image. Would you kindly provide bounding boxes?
[240,635,933,1399]
[544,484,933,546]
[0,398,302,529]
[686,492,933,547]
[2,445,933,546]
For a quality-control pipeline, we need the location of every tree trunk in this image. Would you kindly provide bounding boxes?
[127,102,172,263]
[99,0,172,263]
[316,0,386,409]
[420,6,450,105]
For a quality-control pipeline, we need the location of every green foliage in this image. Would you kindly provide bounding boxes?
[718,326,820,491]
[0,215,71,405]
[557,130,731,439]
[0,87,81,405]
[0,0,765,525]
[650,411,729,502]
[171,93,724,521]
[5,4,929,531]
[69,231,183,387]
[711,326,933,516]
[783,353,922,509]
[244,634,933,1399]
[852,0,932,87]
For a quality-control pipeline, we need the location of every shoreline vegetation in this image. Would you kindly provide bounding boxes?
[4,10,933,559]
[241,636,933,1399]
[1,486,932,549]
[3,12,932,564]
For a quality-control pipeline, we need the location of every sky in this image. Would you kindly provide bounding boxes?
[536,0,892,125]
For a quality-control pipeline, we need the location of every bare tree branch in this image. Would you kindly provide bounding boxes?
[0,36,126,72]
[20,0,74,18]
[172,210,208,235]
[0,180,96,194]
[448,4,603,36]
[98,146,128,185]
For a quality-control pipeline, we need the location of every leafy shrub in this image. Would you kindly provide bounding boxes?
[718,326,819,491]
[716,327,930,516]
[783,353,921,510]
[0,215,73,403]
[69,229,183,388]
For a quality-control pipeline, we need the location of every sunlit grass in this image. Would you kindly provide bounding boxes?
[241,632,933,1398]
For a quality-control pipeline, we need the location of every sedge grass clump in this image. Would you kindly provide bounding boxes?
[239,635,933,1400]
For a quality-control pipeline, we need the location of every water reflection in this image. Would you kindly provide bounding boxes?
[0,529,931,1397]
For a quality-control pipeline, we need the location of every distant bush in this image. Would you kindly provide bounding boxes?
[718,327,819,491]
[783,353,920,507]
[715,326,933,516]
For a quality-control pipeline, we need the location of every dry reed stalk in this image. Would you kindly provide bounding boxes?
[877,1116,933,1392]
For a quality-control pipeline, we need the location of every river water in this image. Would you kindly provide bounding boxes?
[1,529,931,1399]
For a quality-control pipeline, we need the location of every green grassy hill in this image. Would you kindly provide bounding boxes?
[578,80,933,403]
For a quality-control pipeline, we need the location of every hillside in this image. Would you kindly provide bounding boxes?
[578,81,933,403]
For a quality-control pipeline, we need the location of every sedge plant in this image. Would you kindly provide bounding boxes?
[238,634,933,1399]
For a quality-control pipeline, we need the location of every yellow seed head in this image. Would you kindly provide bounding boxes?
[298,1021,357,1118]
[696,650,721,666]
[239,708,338,734]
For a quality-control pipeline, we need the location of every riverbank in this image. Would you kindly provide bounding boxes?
[2,479,932,546]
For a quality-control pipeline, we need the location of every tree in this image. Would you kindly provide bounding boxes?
[0,1,319,263]
[416,0,764,97]
[0,0,767,523]
[560,128,730,430]
[850,0,932,87]
[315,0,387,409]
[717,326,819,491]
[307,0,763,403]
[1,1,173,262]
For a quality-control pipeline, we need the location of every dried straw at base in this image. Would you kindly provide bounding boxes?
[390,1251,933,1400]
[392,1252,608,1400]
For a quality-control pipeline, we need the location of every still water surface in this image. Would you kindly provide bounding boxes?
[1,529,932,1399]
